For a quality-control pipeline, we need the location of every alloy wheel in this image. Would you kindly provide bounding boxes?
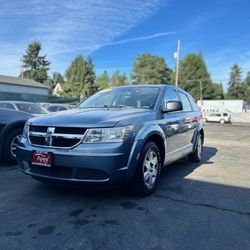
[143,149,159,189]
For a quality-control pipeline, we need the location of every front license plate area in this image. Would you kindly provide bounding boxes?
[32,151,53,167]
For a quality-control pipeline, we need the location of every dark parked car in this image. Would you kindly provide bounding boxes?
[0,109,33,164]
[47,104,70,113]
[17,85,204,195]
[0,101,49,115]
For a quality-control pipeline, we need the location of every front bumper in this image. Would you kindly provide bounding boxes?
[17,137,143,186]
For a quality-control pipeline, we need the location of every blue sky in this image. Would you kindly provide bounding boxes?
[0,0,250,91]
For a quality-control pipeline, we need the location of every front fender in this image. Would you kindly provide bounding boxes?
[125,122,166,181]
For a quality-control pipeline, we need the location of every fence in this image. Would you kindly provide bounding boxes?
[0,91,79,104]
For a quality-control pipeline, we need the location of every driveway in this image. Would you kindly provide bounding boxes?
[0,123,249,250]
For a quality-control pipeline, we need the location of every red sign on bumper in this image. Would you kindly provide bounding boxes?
[32,151,53,167]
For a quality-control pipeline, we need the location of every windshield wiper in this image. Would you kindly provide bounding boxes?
[103,105,132,108]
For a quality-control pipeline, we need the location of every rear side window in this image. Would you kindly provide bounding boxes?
[178,92,192,112]
[5,103,15,110]
[0,103,15,110]
[164,89,178,102]
[188,95,200,112]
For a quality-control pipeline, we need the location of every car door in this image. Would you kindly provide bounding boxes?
[158,88,183,154]
[177,91,198,149]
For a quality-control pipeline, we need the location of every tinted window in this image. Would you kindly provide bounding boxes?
[164,89,178,102]
[15,103,48,114]
[48,106,67,112]
[223,113,228,117]
[5,103,15,110]
[0,103,15,110]
[188,95,200,112]
[178,92,192,112]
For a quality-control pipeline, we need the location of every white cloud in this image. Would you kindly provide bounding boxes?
[0,0,169,75]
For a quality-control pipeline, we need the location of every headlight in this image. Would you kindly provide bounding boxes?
[23,121,31,138]
[82,126,133,143]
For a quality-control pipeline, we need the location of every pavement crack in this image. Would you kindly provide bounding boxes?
[155,194,250,217]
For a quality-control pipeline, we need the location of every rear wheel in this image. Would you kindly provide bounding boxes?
[188,134,203,163]
[3,128,23,164]
[220,119,225,124]
[131,141,161,196]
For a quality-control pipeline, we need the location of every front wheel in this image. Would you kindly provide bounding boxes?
[188,134,203,163]
[131,141,162,196]
[220,119,225,124]
[3,128,23,164]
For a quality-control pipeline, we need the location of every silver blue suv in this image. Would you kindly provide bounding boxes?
[17,85,204,196]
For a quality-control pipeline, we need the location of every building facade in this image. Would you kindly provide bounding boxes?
[0,75,48,102]
[197,100,247,114]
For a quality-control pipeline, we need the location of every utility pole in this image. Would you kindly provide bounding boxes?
[175,39,180,87]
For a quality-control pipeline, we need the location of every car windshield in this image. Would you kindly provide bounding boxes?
[79,86,161,110]
[15,103,48,114]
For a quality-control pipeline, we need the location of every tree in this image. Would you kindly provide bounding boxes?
[52,72,65,84]
[82,57,98,97]
[243,71,250,103]
[210,83,224,100]
[96,70,110,89]
[46,72,65,95]
[64,55,86,98]
[21,41,50,83]
[227,64,246,99]
[111,70,128,86]
[245,71,250,87]
[228,64,242,89]
[131,53,171,84]
[179,53,217,100]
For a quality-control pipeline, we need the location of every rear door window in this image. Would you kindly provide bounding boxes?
[5,103,15,110]
[178,92,192,112]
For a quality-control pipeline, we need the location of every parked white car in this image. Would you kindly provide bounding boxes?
[205,112,231,124]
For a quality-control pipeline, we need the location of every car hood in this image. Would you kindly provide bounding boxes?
[30,108,156,128]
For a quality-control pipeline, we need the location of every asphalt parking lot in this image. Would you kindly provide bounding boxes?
[0,123,250,250]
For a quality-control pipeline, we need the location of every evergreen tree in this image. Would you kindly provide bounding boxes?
[64,55,86,98]
[96,70,110,89]
[179,53,217,100]
[52,72,65,84]
[46,72,65,95]
[83,57,98,97]
[131,53,171,84]
[245,71,250,87]
[111,70,128,86]
[243,71,250,103]
[21,41,50,83]
[228,64,242,89]
[210,83,224,100]
[228,64,245,99]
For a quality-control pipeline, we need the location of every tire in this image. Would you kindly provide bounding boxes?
[188,133,203,163]
[3,128,23,164]
[130,141,162,196]
[220,119,225,124]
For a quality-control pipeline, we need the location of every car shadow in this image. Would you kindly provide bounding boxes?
[30,146,218,199]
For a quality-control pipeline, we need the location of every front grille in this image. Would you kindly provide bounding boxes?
[29,165,109,181]
[76,168,109,180]
[29,125,86,149]
[30,165,73,178]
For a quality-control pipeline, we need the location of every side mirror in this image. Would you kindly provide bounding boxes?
[162,101,183,113]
